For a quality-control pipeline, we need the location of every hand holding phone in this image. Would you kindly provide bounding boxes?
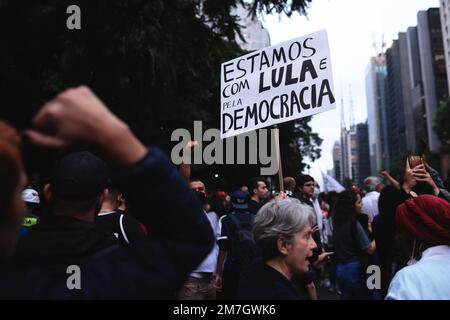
[408,156,423,169]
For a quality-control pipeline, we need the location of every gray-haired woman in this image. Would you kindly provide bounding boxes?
[237,198,317,300]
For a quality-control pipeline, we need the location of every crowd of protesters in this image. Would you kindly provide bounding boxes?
[0,86,449,300]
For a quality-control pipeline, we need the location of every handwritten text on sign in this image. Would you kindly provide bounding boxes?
[220,29,336,138]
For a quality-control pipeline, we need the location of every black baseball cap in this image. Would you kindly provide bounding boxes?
[51,151,109,201]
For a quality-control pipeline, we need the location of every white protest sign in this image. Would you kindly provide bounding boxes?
[220,29,336,138]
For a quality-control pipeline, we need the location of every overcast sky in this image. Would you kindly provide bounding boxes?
[261,0,440,183]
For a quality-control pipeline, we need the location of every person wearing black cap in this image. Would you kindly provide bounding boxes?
[13,151,120,268]
[0,86,213,299]
[215,190,256,300]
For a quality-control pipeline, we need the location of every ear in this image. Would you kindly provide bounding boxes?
[99,188,108,205]
[43,184,52,202]
[277,236,290,256]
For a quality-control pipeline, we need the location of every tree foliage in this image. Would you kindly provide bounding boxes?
[0,0,319,189]
[434,98,450,154]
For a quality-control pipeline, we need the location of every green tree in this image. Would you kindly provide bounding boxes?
[0,0,318,189]
[434,98,450,154]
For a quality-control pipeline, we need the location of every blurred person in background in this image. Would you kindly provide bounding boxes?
[386,195,450,300]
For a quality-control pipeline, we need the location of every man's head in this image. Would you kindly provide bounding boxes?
[189,179,205,194]
[250,177,268,201]
[283,177,296,193]
[44,151,109,221]
[100,185,122,212]
[189,179,207,206]
[296,175,315,199]
[364,176,383,193]
[240,185,249,193]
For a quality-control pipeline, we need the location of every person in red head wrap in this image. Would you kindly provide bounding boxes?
[386,195,450,300]
[396,195,450,246]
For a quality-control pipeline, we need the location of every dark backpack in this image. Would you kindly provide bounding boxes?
[226,213,257,271]
[349,218,373,299]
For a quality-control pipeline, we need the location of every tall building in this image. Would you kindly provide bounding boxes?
[356,122,371,186]
[332,141,342,183]
[340,98,351,184]
[386,37,409,159]
[366,53,390,174]
[339,96,360,186]
[407,26,429,152]
[440,0,450,94]
[398,32,417,154]
[417,8,448,153]
[340,123,357,185]
[232,4,271,51]
[440,0,450,180]
[350,127,359,185]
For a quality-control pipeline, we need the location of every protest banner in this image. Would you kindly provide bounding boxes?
[220,29,336,138]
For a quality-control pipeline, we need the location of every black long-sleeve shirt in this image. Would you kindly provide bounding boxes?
[1,147,213,299]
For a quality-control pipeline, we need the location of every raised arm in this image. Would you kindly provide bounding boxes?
[26,86,214,293]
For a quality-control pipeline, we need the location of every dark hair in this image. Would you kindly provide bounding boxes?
[327,191,339,213]
[444,178,450,190]
[209,192,229,217]
[295,174,314,189]
[332,190,358,225]
[318,192,328,204]
[249,177,266,194]
[103,184,120,207]
[376,186,403,250]
[412,182,435,196]
[283,177,296,192]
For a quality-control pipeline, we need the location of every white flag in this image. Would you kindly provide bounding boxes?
[321,171,345,193]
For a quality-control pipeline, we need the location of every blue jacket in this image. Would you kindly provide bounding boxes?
[0,147,213,299]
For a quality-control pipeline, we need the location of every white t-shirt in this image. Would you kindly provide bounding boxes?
[312,198,323,240]
[193,211,220,273]
[361,191,380,222]
[386,245,450,300]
